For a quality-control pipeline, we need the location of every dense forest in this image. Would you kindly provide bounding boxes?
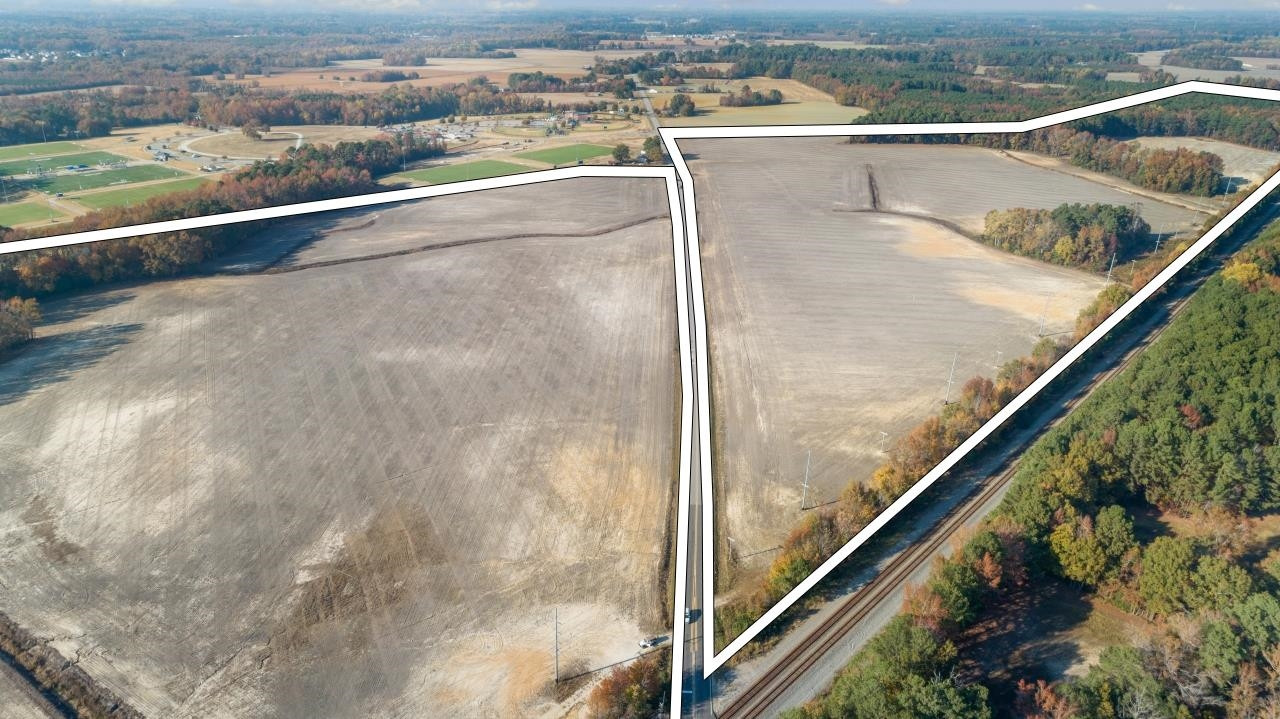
[785,217,1280,718]
[0,134,440,298]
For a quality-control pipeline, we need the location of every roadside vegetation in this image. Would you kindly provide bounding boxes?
[585,651,671,718]
[785,216,1280,718]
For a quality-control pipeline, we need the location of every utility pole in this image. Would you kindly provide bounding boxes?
[800,450,811,511]
[554,607,559,683]
[878,431,889,453]
[942,352,958,404]
[1038,296,1050,337]
[1153,232,1164,254]
[1106,253,1117,282]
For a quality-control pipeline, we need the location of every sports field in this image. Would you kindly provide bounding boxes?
[0,150,129,176]
[71,176,212,210]
[515,143,612,165]
[0,141,85,162]
[398,159,531,184]
[0,201,63,226]
[31,165,186,194]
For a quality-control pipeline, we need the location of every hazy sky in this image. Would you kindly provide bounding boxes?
[15,0,1280,12]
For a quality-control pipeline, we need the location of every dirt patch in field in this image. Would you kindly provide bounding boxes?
[20,496,82,564]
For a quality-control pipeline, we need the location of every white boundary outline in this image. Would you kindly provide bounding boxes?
[656,79,1280,691]
[5,79,1280,717]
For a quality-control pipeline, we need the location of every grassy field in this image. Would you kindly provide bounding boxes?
[0,178,676,719]
[515,143,612,165]
[32,165,186,194]
[0,201,63,226]
[0,150,129,176]
[72,176,212,209]
[398,159,531,185]
[0,141,86,162]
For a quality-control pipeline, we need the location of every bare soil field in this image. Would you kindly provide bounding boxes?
[0,178,677,718]
[650,78,867,127]
[1130,135,1280,186]
[211,49,648,94]
[681,138,1203,593]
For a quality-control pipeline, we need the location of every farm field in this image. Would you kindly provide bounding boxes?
[0,141,86,162]
[30,165,186,195]
[396,159,531,185]
[515,143,613,165]
[0,177,677,718]
[0,151,128,176]
[205,49,649,93]
[680,137,1205,595]
[661,101,868,127]
[70,176,213,210]
[649,78,867,126]
[0,201,63,227]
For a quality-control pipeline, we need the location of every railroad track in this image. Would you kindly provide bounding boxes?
[718,201,1276,718]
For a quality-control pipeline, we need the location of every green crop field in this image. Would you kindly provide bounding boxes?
[514,144,612,165]
[32,165,186,194]
[73,176,212,209]
[0,151,129,176]
[0,201,64,227]
[399,160,531,184]
[0,141,86,163]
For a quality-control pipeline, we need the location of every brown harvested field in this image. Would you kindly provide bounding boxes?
[650,78,867,127]
[209,49,648,93]
[1130,136,1280,186]
[0,177,677,718]
[680,137,1205,595]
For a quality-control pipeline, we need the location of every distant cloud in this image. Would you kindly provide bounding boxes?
[877,0,911,6]
[486,0,539,8]
[1078,1,1103,7]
